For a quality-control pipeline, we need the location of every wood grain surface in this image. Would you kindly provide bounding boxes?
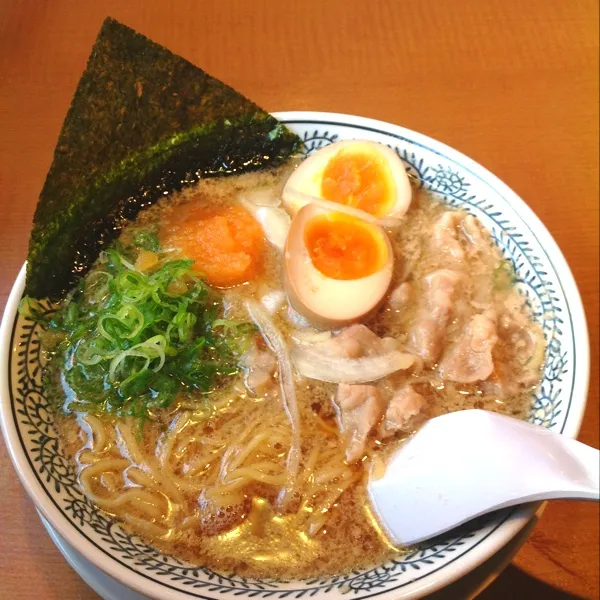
[0,1,598,598]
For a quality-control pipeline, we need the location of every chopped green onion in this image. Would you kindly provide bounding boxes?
[32,235,254,419]
[132,230,160,252]
[493,259,516,291]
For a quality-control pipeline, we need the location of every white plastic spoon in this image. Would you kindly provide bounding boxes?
[368,409,599,546]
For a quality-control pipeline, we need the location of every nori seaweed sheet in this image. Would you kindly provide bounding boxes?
[26,17,302,299]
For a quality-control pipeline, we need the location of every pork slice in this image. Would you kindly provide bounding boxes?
[431,212,465,260]
[380,385,426,438]
[334,384,386,463]
[388,282,412,311]
[326,324,400,359]
[438,311,498,383]
[482,293,545,394]
[497,294,538,359]
[410,269,462,366]
[461,214,489,251]
[481,360,520,399]
[240,346,277,394]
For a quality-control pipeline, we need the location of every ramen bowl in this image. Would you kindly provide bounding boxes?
[0,112,590,600]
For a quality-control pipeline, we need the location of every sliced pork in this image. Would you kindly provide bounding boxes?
[325,324,400,359]
[498,295,540,365]
[334,384,386,463]
[410,269,462,366]
[240,346,277,394]
[388,282,412,311]
[431,212,465,260]
[461,214,489,252]
[438,311,498,383]
[380,385,426,438]
[481,294,545,396]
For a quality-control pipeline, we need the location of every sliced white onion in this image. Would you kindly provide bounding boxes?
[291,344,414,384]
[285,304,313,329]
[238,186,281,207]
[261,290,286,315]
[244,300,301,509]
[239,198,290,250]
[290,329,333,345]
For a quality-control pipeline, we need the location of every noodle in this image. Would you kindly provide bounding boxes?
[123,514,171,538]
[80,413,109,452]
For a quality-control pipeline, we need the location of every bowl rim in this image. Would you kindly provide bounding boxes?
[0,111,590,600]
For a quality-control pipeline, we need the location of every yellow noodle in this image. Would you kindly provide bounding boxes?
[116,421,190,505]
[314,467,350,485]
[225,468,286,486]
[66,368,359,569]
[76,448,96,465]
[80,482,167,520]
[80,458,131,477]
[100,471,121,493]
[184,454,220,477]
[123,513,171,538]
[152,473,186,505]
[125,466,156,488]
[233,459,285,473]
[204,491,246,508]
[117,421,151,467]
[82,413,109,452]
[228,432,272,471]
[216,427,257,480]
[166,466,218,493]
[204,477,249,496]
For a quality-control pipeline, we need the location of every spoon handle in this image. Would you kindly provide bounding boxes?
[559,438,600,500]
[368,410,599,546]
[461,421,600,507]
[498,435,600,508]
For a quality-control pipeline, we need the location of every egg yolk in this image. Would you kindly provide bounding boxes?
[159,202,264,287]
[304,213,388,280]
[321,149,394,217]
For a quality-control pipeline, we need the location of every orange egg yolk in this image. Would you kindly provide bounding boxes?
[321,150,394,217]
[304,213,388,280]
[159,202,264,287]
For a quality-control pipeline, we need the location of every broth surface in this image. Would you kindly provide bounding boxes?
[52,164,543,579]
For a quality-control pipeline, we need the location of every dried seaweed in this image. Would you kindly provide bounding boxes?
[26,17,301,299]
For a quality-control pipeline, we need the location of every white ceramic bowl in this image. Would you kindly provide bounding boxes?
[0,112,590,600]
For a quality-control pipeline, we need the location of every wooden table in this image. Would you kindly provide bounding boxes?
[0,1,598,598]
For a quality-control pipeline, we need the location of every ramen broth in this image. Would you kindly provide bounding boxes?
[52,163,543,579]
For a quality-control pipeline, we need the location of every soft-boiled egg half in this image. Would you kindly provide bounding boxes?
[282,140,412,224]
[284,203,394,327]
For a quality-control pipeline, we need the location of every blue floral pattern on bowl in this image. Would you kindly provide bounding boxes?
[6,114,580,599]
